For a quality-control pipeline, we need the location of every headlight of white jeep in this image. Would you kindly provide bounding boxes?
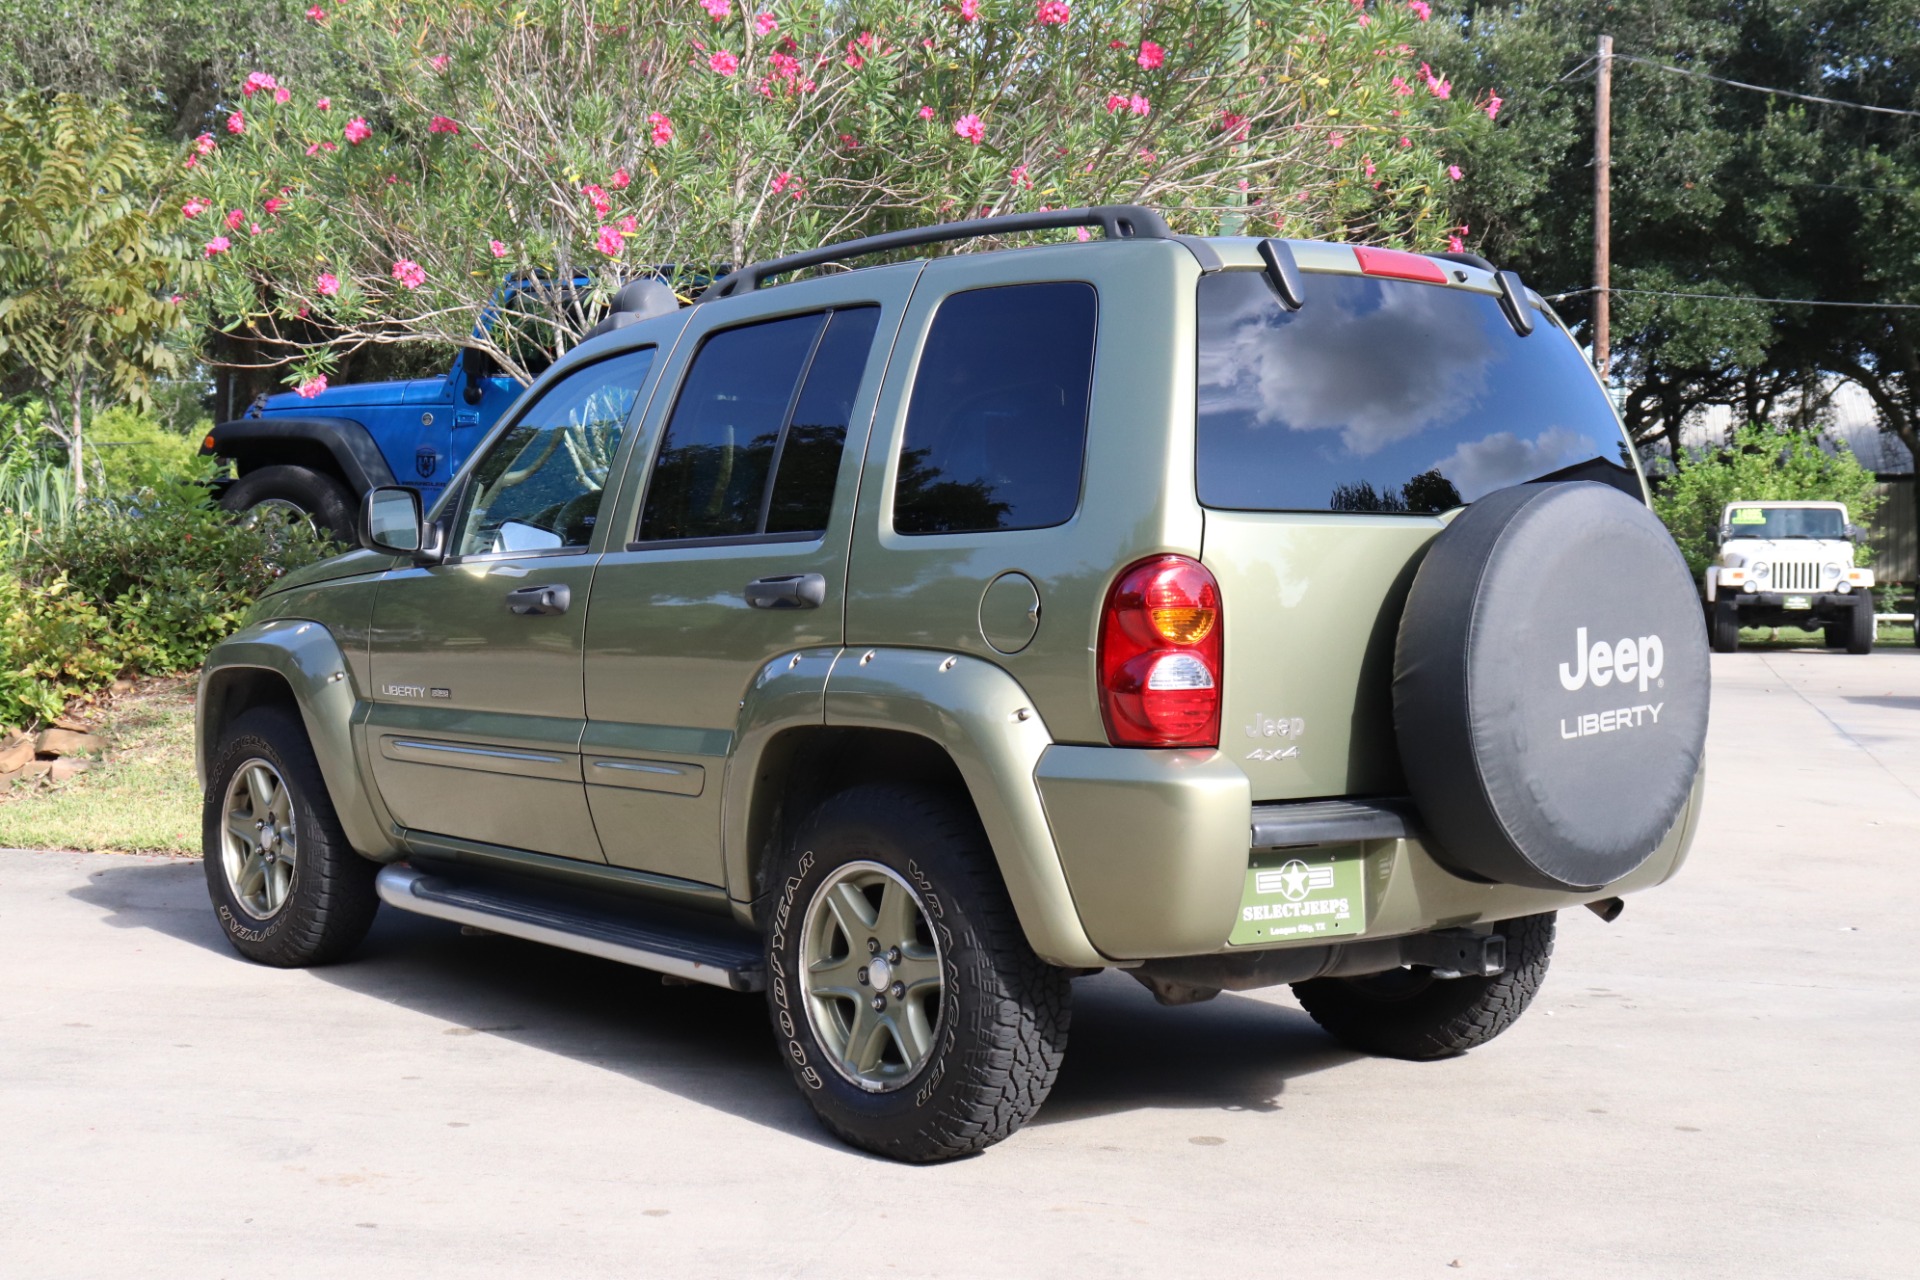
[1751,561,1769,579]
[1824,563,1843,579]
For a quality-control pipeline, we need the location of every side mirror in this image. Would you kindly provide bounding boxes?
[1717,525,1733,543]
[462,348,498,405]
[361,486,423,555]
[1846,523,1865,542]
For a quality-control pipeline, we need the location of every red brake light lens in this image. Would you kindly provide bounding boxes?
[1099,556,1224,747]
[1353,245,1450,284]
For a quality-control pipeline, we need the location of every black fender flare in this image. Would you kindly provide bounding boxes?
[201,416,397,495]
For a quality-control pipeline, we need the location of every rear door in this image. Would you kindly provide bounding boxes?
[1192,255,1643,801]
[365,343,666,859]
[583,266,915,885]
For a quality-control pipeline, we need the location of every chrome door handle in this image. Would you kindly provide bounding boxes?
[745,574,826,610]
[505,583,571,616]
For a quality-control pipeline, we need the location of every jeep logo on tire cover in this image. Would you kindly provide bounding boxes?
[1559,627,1665,694]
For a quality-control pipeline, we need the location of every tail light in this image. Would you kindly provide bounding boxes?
[1098,556,1224,748]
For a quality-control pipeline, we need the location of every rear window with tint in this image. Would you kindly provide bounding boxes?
[894,282,1096,535]
[1195,271,1638,513]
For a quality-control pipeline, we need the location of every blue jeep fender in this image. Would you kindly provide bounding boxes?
[202,416,397,497]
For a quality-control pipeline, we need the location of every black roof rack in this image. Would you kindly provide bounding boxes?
[696,204,1174,302]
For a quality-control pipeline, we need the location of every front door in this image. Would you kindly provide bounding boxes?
[583,266,916,884]
[366,344,663,860]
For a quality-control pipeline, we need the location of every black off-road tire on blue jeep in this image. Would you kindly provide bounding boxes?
[219,464,357,543]
[202,705,380,968]
[764,783,1071,1162]
[1709,601,1741,653]
[1291,913,1556,1061]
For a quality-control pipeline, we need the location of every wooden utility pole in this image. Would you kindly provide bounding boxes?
[1593,33,1613,378]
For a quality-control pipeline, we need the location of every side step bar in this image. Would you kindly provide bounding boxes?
[1249,796,1419,850]
[375,864,765,992]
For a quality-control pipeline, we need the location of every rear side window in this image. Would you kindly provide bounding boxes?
[894,282,1096,535]
[637,306,878,543]
[1195,271,1638,513]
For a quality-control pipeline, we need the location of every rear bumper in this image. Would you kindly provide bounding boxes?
[1035,745,1705,962]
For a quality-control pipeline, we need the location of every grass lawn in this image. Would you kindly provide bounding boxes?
[1734,620,1916,650]
[0,677,199,854]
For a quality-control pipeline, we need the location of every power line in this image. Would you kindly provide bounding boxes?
[1605,53,1920,120]
[1545,285,1920,310]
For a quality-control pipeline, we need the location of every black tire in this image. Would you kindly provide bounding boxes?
[219,464,356,543]
[1710,601,1741,653]
[1823,617,1848,648]
[1846,597,1875,654]
[1291,913,1556,1061]
[764,783,1071,1162]
[202,705,379,967]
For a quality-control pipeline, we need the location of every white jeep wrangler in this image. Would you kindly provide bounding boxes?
[1705,500,1876,653]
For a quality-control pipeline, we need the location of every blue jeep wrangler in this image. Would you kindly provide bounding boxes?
[201,346,525,541]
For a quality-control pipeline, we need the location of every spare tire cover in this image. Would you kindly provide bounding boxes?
[1393,482,1709,891]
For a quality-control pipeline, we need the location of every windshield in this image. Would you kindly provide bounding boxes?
[1195,270,1640,513]
[1724,505,1846,540]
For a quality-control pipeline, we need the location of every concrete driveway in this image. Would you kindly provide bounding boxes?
[2,649,1916,1279]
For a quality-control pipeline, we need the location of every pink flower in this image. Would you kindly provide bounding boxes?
[1448,234,1464,253]
[391,259,426,289]
[845,45,864,70]
[1408,0,1432,19]
[226,111,245,134]
[709,50,739,75]
[1485,94,1504,121]
[771,170,795,194]
[1076,227,1091,242]
[193,132,216,156]
[1328,130,1346,149]
[837,132,860,149]
[1392,76,1412,96]
[345,116,372,144]
[583,184,611,216]
[428,115,460,135]
[701,0,731,17]
[489,239,508,257]
[264,196,288,215]
[1219,111,1249,140]
[1035,1,1070,26]
[959,0,980,20]
[755,11,776,35]
[204,237,230,257]
[1399,135,1411,148]
[619,214,638,234]
[1010,164,1032,189]
[316,272,340,296]
[270,86,289,104]
[595,225,623,256]
[430,54,450,72]
[242,72,277,97]
[953,113,984,145]
[1363,156,1376,177]
[1105,94,1128,113]
[168,294,183,304]
[306,6,326,21]
[296,375,328,398]
[225,208,245,230]
[181,197,209,218]
[648,112,675,145]
[611,168,631,189]
[918,104,934,119]
[1429,75,1452,99]
[1128,94,1150,116]
[1447,164,1463,181]
[1358,13,1370,26]
[316,97,331,111]
[1137,40,1164,70]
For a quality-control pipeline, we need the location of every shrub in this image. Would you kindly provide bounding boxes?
[1653,424,1883,580]
[0,486,335,726]
[85,406,216,498]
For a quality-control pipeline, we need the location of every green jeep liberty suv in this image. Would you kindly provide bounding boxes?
[196,207,1711,1162]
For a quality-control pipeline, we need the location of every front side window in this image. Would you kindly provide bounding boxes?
[637,306,879,543]
[453,346,655,556]
[893,282,1097,535]
[1195,271,1637,513]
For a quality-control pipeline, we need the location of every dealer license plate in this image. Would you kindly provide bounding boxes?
[1230,844,1368,945]
[1785,595,1811,610]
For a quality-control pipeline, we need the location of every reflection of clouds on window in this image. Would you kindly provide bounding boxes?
[1427,426,1594,503]
[1197,276,1493,458]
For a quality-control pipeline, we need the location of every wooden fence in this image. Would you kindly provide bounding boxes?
[1870,477,1916,585]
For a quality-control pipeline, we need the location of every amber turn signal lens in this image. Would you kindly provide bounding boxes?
[1148,605,1216,645]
